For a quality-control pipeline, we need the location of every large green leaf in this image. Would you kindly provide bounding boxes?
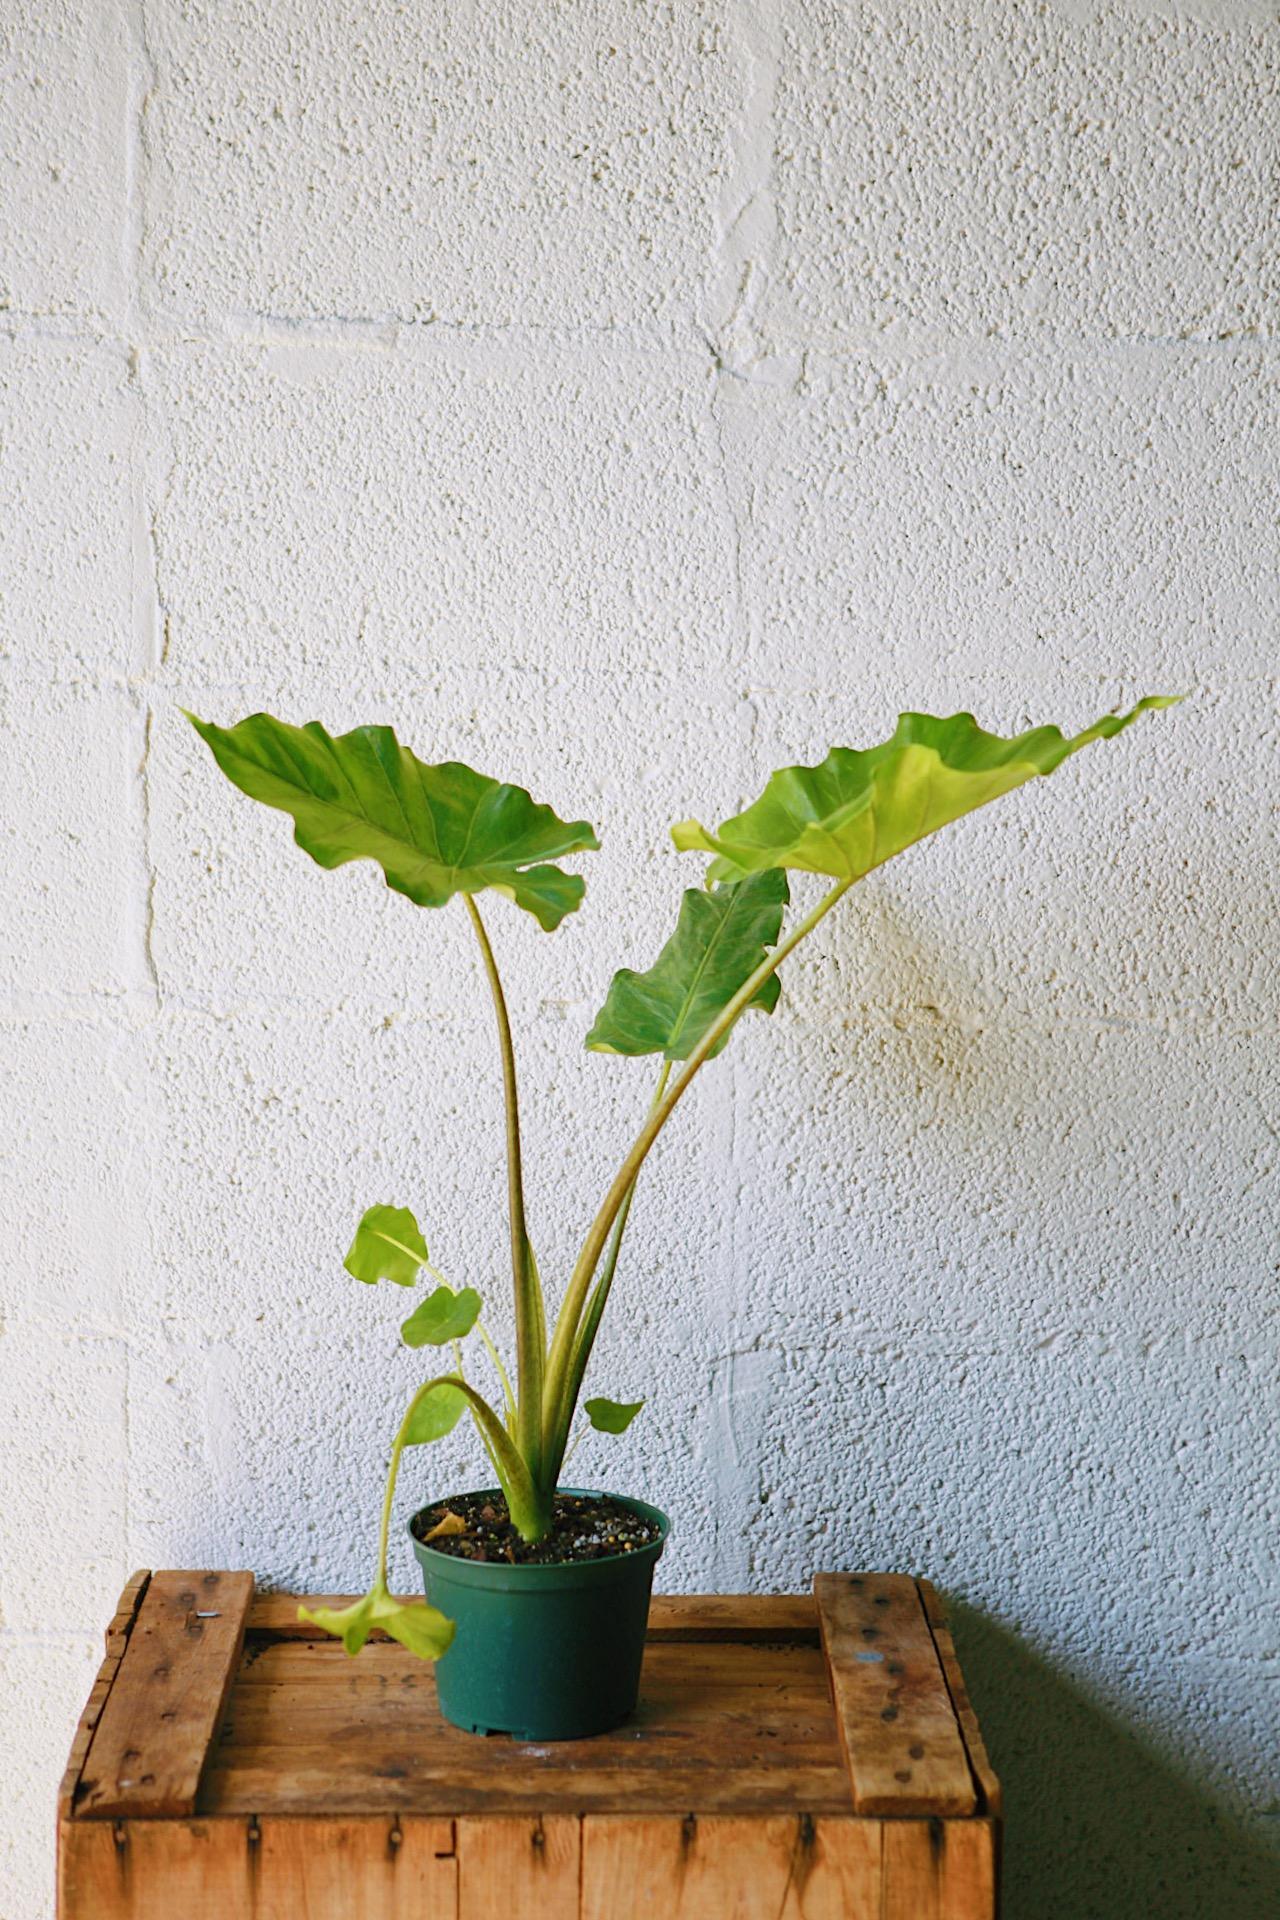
[672,699,1179,884]
[585,870,789,1060]
[344,1204,429,1287]
[186,712,599,930]
[400,1286,483,1349]
[298,1586,455,1660]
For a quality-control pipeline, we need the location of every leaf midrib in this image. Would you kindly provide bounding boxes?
[666,884,769,1051]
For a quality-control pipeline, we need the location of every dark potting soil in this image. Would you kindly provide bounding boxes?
[411,1491,660,1565]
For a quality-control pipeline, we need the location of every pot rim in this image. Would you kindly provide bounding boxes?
[408,1485,670,1583]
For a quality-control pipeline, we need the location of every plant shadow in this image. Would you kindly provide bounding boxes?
[948,1602,1280,1919]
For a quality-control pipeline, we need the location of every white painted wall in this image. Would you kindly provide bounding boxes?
[2,3,1277,1914]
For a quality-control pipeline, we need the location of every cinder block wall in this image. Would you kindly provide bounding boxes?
[2,5,1277,1915]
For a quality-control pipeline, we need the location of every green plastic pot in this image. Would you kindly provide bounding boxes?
[409,1487,670,1740]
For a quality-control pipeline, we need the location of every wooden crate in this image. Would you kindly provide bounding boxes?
[58,1568,1001,1919]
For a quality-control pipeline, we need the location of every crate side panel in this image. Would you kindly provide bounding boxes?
[882,1818,998,1920]
[59,1816,460,1920]
[457,1817,579,1920]
[256,1817,458,1919]
[59,1818,252,1920]
[581,1814,884,1919]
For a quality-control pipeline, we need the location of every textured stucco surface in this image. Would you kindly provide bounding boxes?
[2,3,1278,1916]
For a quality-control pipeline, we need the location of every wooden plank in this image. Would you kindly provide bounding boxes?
[201,1634,853,1818]
[230,1637,830,1694]
[58,1816,458,1920]
[59,1817,251,1920]
[881,1817,998,1920]
[246,1590,819,1643]
[201,1760,856,1819]
[814,1572,976,1817]
[457,1816,578,1920]
[75,1570,253,1819]
[581,1815,882,1919]
[917,1579,1003,1819]
[255,1816,458,1919]
[103,1571,154,1652]
[58,1571,151,1820]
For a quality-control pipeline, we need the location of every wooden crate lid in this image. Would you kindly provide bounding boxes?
[62,1570,995,1824]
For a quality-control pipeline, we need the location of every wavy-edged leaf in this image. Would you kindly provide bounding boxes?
[298,1586,454,1661]
[672,699,1179,884]
[586,870,789,1060]
[584,1396,644,1434]
[400,1286,483,1349]
[345,1204,429,1287]
[187,711,599,930]
[401,1378,468,1444]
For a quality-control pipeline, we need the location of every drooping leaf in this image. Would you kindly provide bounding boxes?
[298,1585,454,1661]
[401,1379,469,1445]
[585,870,790,1060]
[421,1509,468,1543]
[584,1396,644,1434]
[186,711,599,930]
[672,699,1180,885]
[345,1204,429,1287]
[400,1285,483,1349]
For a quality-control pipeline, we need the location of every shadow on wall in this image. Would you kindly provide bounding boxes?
[949,1603,1280,1920]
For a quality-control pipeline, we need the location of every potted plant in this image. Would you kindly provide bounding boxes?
[188,695,1175,1738]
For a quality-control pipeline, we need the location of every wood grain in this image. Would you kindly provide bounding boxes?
[246,1590,819,1644]
[255,1816,458,1919]
[75,1571,254,1818]
[918,1579,1003,1819]
[57,1570,150,1820]
[59,1816,459,1920]
[581,1815,882,1919]
[457,1817,579,1920]
[814,1572,977,1817]
[200,1634,852,1817]
[881,1817,998,1920]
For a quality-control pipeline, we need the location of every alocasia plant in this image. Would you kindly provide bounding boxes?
[188,695,1177,1657]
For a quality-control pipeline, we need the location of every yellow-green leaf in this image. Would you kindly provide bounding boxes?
[673,699,1180,885]
[298,1586,454,1661]
[345,1204,429,1287]
[401,1379,468,1445]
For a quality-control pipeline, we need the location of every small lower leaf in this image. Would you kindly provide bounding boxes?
[298,1585,454,1661]
[297,1592,380,1656]
[422,1509,468,1543]
[345,1204,429,1286]
[584,1396,645,1434]
[377,1595,456,1660]
[402,1379,468,1445]
[400,1284,483,1348]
